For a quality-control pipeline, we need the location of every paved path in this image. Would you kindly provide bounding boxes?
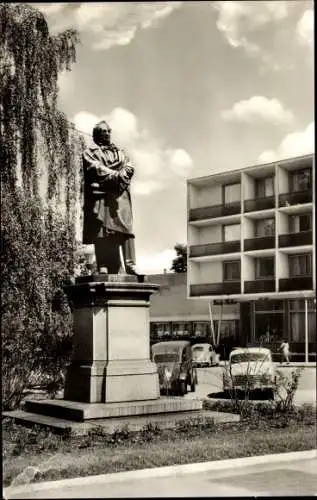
[5,452,317,498]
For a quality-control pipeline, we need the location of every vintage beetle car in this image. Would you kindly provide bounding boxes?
[223,347,276,398]
[192,343,219,367]
[151,340,198,396]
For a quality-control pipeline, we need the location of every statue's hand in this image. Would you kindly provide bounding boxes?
[125,165,134,178]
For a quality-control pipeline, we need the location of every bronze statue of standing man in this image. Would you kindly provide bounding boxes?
[82,121,138,275]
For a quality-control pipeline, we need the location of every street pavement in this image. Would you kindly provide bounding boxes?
[188,365,316,405]
[5,452,317,498]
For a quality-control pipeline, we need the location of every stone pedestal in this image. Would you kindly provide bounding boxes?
[64,275,160,404]
[4,274,204,432]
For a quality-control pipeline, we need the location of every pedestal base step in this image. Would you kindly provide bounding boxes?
[3,408,239,436]
[23,397,202,422]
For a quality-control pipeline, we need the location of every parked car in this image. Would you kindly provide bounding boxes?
[192,343,219,367]
[151,340,198,396]
[222,347,276,398]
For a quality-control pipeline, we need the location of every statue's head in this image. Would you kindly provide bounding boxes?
[93,120,112,146]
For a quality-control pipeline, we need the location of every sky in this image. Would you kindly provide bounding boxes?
[32,1,314,273]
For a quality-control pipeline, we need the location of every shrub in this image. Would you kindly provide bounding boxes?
[273,367,304,412]
[1,191,75,410]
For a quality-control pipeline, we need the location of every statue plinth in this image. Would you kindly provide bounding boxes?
[64,275,160,403]
[5,274,203,431]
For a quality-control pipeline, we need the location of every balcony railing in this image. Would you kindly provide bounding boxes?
[244,279,275,294]
[190,281,241,296]
[279,276,313,292]
[279,231,312,248]
[279,190,312,207]
[244,236,275,251]
[189,201,241,221]
[189,240,240,257]
[244,196,275,213]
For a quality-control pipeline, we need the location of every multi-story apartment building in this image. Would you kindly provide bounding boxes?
[187,154,316,360]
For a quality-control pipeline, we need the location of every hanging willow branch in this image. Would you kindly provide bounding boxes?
[0,3,80,210]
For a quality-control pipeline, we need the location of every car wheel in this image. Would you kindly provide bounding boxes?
[179,380,187,396]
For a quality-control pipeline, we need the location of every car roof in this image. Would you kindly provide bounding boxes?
[192,343,212,348]
[230,347,271,355]
[152,340,190,349]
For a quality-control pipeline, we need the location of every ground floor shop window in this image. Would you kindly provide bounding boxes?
[153,322,171,338]
[289,299,316,342]
[253,301,284,342]
[171,322,191,337]
[255,313,284,342]
[213,320,237,338]
[192,322,210,337]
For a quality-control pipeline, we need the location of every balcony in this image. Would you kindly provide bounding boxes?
[279,191,312,207]
[189,201,241,221]
[189,240,240,258]
[279,231,312,248]
[244,196,275,213]
[190,281,241,296]
[279,276,313,292]
[244,279,275,294]
[244,236,275,251]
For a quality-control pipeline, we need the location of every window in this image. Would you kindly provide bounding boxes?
[171,322,190,337]
[192,322,209,337]
[223,183,241,204]
[256,177,274,198]
[155,323,171,337]
[214,320,237,339]
[290,312,316,342]
[223,261,240,281]
[255,257,275,279]
[289,299,316,311]
[289,214,312,233]
[256,218,275,237]
[289,299,316,342]
[223,223,240,242]
[255,300,283,312]
[289,254,312,276]
[291,169,311,193]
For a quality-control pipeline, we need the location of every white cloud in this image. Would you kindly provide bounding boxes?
[212,1,289,51]
[138,249,176,274]
[167,149,193,177]
[73,107,193,195]
[222,96,294,125]
[35,3,66,16]
[35,2,182,51]
[211,0,298,68]
[296,10,314,48]
[258,122,314,163]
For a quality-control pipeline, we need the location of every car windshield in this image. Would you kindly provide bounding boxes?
[230,353,270,364]
[193,346,204,352]
[153,353,179,363]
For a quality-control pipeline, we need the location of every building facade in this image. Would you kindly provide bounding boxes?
[148,272,240,355]
[187,154,316,361]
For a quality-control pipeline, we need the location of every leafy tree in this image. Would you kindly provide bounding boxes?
[1,4,83,409]
[170,243,187,273]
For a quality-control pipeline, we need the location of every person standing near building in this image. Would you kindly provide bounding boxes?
[280,340,290,364]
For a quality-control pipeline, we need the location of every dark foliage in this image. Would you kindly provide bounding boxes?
[170,243,187,273]
[1,4,83,409]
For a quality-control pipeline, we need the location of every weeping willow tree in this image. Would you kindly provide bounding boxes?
[1,3,85,409]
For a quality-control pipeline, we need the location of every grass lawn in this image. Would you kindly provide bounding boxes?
[3,411,316,488]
